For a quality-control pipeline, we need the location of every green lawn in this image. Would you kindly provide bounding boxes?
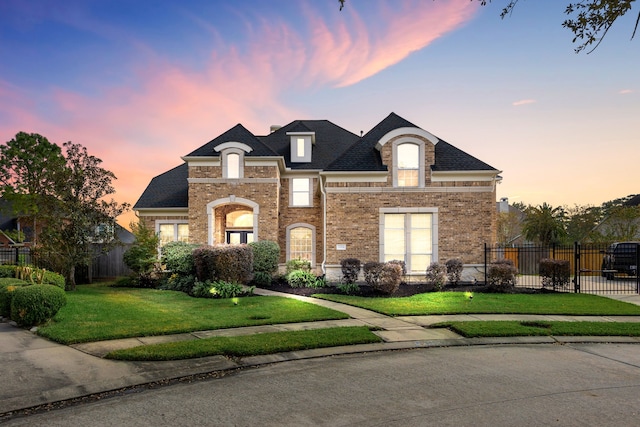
[313,292,640,316]
[106,326,381,361]
[37,284,348,345]
[434,321,640,338]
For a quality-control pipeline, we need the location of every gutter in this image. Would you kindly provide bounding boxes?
[319,175,327,276]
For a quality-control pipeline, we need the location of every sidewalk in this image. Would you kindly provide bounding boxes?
[2,290,640,417]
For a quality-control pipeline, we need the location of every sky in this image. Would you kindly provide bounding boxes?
[1,0,638,228]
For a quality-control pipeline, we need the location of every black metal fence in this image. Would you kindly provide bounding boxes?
[0,246,32,265]
[484,243,640,294]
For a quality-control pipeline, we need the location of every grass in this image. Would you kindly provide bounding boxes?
[434,321,640,338]
[106,326,381,361]
[313,292,640,316]
[37,283,348,345]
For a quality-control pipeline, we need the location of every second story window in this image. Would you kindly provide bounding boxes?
[291,178,312,207]
[396,143,419,187]
[223,151,243,179]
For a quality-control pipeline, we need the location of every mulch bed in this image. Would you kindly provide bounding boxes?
[259,280,553,298]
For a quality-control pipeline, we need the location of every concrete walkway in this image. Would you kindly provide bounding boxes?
[2,290,640,417]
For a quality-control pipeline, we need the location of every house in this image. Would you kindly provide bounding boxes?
[134,112,501,280]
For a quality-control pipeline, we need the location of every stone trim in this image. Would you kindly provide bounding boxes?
[326,186,494,193]
[285,223,317,268]
[206,197,260,245]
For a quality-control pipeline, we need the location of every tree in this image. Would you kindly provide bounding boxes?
[521,203,567,246]
[36,142,130,290]
[338,0,638,53]
[0,132,67,244]
[595,205,640,242]
[564,204,603,243]
[496,210,522,245]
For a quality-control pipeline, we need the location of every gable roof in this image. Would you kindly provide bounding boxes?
[133,163,188,209]
[134,113,500,210]
[186,124,278,157]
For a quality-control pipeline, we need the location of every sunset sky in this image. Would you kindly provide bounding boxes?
[1,0,638,227]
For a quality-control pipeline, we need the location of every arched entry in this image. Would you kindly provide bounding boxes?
[206,197,259,245]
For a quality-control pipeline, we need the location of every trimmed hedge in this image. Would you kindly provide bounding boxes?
[540,258,571,290]
[193,245,254,285]
[0,265,65,289]
[340,258,361,285]
[161,241,197,275]
[487,259,518,292]
[10,284,67,327]
[0,278,29,317]
[249,240,280,286]
[426,262,447,291]
[0,265,17,278]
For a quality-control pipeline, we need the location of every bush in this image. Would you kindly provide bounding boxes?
[191,280,254,299]
[286,258,311,274]
[249,240,280,283]
[0,265,17,278]
[487,259,518,292]
[426,262,447,291]
[10,284,67,327]
[363,262,384,287]
[445,258,464,285]
[376,263,402,295]
[123,221,160,281]
[336,282,360,295]
[193,245,253,284]
[387,259,407,276]
[539,258,571,290]
[159,274,197,294]
[161,241,197,275]
[42,270,65,289]
[286,270,325,288]
[340,258,361,284]
[0,278,28,317]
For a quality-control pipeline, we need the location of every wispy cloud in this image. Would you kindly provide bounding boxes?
[0,0,481,226]
[618,89,633,94]
[512,99,536,106]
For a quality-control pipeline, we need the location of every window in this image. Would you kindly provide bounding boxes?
[291,178,312,207]
[288,226,314,262]
[296,138,305,158]
[225,209,253,244]
[383,213,432,272]
[158,222,189,247]
[226,153,240,179]
[396,143,419,187]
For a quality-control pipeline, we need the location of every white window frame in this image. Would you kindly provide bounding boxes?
[379,208,438,273]
[290,177,313,207]
[286,223,316,266]
[222,148,244,179]
[392,138,425,188]
[288,133,313,163]
[156,220,189,247]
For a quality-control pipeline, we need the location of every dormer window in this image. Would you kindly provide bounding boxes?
[288,132,314,163]
[213,142,253,179]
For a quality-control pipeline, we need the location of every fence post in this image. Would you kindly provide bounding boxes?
[573,241,580,293]
[636,243,640,295]
[14,247,19,264]
[484,243,487,285]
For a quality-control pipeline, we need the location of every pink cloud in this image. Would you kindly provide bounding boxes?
[512,99,536,106]
[618,89,633,94]
[0,1,480,227]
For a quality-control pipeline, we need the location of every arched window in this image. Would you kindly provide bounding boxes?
[287,224,315,263]
[226,152,240,179]
[396,143,419,187]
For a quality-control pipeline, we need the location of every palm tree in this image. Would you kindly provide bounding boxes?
[522,203,567,246]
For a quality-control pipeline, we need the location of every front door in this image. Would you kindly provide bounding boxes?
[226,230,254,244]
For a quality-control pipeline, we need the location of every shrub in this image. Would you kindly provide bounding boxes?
[42,270,65,289]
[286,258,311,274]
[191,280,253,299]
[426,262,447,291]
[487,259,518,292]
[539,258,571,290]
[340,258,361,284]
[0,278,28,317]
[445,258,464,285]
[123,221,160,282]
[161,241,197,275]
[193,246,216,282]
[249,240,280,284]
[0,265,17,278]
[211,245,254,284]
[159,274,197,294]
[10,284,67,327]
[336,282,360,295]
[363,262,384,287]
[376,263,402,295]
[286,270,325,288]
[387,259,407,276]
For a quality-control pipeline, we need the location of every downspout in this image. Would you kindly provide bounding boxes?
[319,174,327,276]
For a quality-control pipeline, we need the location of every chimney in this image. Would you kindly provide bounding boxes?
[270,125,281,133]
[499,197,509,213]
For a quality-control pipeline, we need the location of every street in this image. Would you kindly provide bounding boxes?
[4,343,640,426]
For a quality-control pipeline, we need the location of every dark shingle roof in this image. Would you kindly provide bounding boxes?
[133,163,188,209]
[186,124,278,157]
[259,120,359,169]
[433,139,498,171]
[326,112,416,171]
